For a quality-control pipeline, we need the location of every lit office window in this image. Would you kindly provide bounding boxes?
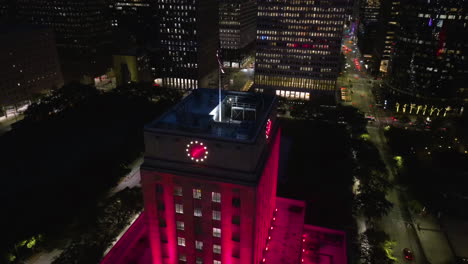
[193,188,202,199]
[176,221,185,230]
[176,204,184,214]
[214,260,221,264]
[196,257,203,264]
[179,254,187,262]
[194,208,202,217]
[195,240,203,250]
[212,192,221,203]
[213,244,221,254]
[213,210,221,221]
[213,228,221,237]
[178,237,186,246]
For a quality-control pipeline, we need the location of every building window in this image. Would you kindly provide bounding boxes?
[212,192,221,203]
[196,257,203,264]
[179,254,187,262]
[176,221,185,230]
[213,228,221,238]
[214,260,221,264]
[174,186,183,196]
[178,237,186,246]
[195,240,203,250]
[176,204,184,214]
[193,188,202,199]
[194,208,202,217]
[213,210,221,221]
[232,215,240,225]
[232,197,241,208]
[159,218,167,227]
[213,244,221,254]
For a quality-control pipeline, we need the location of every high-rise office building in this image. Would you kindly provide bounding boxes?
[157,0,219,89]
[0,25,63,109]
[141,89,279,264]
[16,0,112,81]
[357,0,382,75]
[109,0,157,46]
[219,0,256,68]
[377,0,399,74]
[255,0,347,100]
[388,0,468,101]
[16,0,111,54]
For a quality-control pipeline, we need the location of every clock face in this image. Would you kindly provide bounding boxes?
[186,141,208,162]
[265,119,272,139]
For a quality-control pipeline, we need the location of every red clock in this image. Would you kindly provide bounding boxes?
[186,141,208,162]
[265,119,272,139]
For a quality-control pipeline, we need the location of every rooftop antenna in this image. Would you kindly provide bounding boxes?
[216,49,225,122]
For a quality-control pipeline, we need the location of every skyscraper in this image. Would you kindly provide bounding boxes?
[357,0,382,75]
[157,0,219,89]
[16,0,111,54]
[141,88,279,264]
[109,0,157,47]
[255,0,347,100]
[0,25,63,109]
[15,0,112,81]
[219,0,256,68]
[389,0,468,101]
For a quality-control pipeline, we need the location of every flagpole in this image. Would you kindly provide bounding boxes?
[219,65,222,122]
[216,50,224,122]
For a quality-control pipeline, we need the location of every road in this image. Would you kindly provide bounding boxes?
[340,35,428,263]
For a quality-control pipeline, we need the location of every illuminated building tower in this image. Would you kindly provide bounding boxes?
[16,0,111,54]
[16,0,112,81]
[141,88,279,264]
[219,0,256,68]
[255,0,347,100]
[157,0,219,89]
[0,25,63,109]
[389,0,468,102]
[357,0,382,75]
[109,0,157,46]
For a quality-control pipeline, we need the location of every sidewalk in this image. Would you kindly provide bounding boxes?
[412,212,455,264]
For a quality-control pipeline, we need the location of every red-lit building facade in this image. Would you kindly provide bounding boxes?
[101,89,348,264]
[141,89,279,264]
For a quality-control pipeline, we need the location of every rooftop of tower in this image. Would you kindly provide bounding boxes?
[146,88,277,142]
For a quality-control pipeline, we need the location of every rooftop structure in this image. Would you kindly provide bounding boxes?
[147,88,276,142]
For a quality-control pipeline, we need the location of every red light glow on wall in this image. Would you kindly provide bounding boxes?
[186,141,208,162]
[265,119,272,139]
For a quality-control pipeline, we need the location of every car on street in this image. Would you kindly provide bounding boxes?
[403,248,415,261]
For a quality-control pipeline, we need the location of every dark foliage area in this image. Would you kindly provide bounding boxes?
[0,82,181,263]
[278,118,354,229]
[386,126,468,218]
[52,187,143,264]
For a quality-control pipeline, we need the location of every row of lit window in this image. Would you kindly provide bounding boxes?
[255,74,336,90]
[275,89,310,99]
[258,47,340,57]
[158,4,195,10]
[258,6,344,12]
[177,237,221,253]
[163,78,198,89]
[257,34,341,42]
[173,187,222,202]
[258,30,340,36]
[162,16,196,23]
[418,13,468,20]
[277,18,343,25]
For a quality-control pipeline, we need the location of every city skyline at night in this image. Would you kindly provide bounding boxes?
[1,0,467,264]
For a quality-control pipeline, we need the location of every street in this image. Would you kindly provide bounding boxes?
[339,33,428,263]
